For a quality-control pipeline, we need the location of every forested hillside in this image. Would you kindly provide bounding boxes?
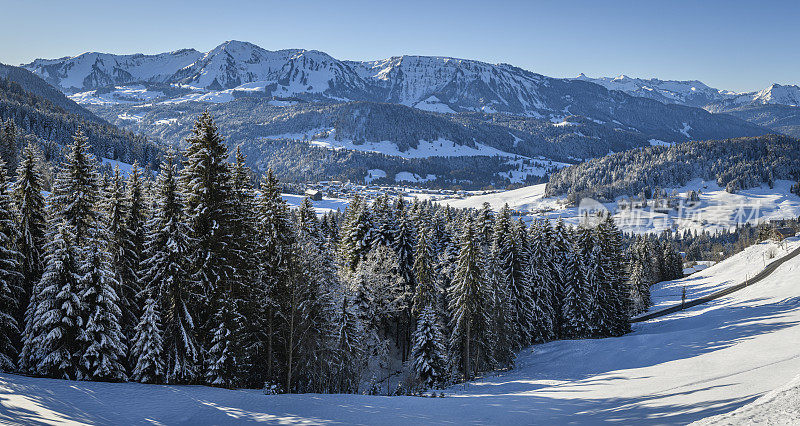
[0,114,683,395]
[0,77,161,171]
[546,134,800,202]
[0,63,101,121]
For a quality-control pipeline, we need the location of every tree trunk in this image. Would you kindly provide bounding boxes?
[267,306,273,382]
[464,320,471,381]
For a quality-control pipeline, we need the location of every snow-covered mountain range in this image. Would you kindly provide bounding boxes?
[575,74,800,108]
[25,41,800,113]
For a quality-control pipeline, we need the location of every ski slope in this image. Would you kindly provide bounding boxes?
[1,238,799,424]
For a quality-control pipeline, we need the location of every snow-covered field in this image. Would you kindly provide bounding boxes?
[438,180,800,234]
[280,194,349,215]
[1,238,798,425]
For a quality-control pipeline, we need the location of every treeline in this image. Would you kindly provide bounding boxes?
[0,114,681,394]
[92,99,651,164]
[546,135,800,203]
[0,77,161,171]
[238,137,551,189]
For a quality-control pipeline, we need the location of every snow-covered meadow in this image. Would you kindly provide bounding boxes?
[439,180,800,235]
[2,238,798,425]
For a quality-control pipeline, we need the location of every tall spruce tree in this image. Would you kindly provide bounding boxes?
[0,161,22,371]
[29,226,83,379]
[124,162,148,337]
[527,220,555,343]
[0,120,18,175]
[412,227,437,316]
[332,295,364,394]
[13,144,46,334]
[253,170,295,387]
[78,238,126,382]
[411,304,448,388]
[489,205,518,367]
[104,168,138,356]
[142,154,199,384]
[449,217,492,380]
[181,112,234,332]
[131,292,165,384]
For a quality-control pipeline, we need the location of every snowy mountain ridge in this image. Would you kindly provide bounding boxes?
[574,73,736,107]
[575,73,800,108]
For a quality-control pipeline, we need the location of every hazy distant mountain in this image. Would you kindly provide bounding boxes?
[572,74,736,107]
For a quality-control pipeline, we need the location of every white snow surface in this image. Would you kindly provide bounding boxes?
[364,169,387,184]
[692,374,800,425]
[438,179,800,235]
[299,131,527,160]
[280,193,348,215]
[2,238,799,424]
[395,172,436,183]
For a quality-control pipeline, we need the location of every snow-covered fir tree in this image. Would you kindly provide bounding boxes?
[252,169,295,387]
[412,227,438,316]
[78,239,126,382]
[180,112,235,356]
[104,168,138,359]
[142,153,198,384]
[411,304,448,389]
[131,292,165,384]
[332,295,364,394]
[449,217,492,380]
[13,144,46,333]
[526,220,555,343]
[0,160,22,371]
[124,162,148,339]
[29,226,83,379]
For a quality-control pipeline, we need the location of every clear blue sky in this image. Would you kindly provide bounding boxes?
[1,0,798,92]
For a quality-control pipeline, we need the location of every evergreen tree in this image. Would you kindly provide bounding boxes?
[527,220,555,343]
[549,220,571,337]
[489,205,518,367]
[412,227,437,316]
[124,162,148,337]
[30,227,83,379]
[181,112,235,353]
[131,293,165,384]
[142,154,198,384]
[78,240,126,382]
[332,296,364,393]
[50,129,100,245]
[393,199,415,362]
[0,120,18,175]
[13,144,46,333]
[597,215,630,335]
[448,217,492,380]
[104,168,138,355]
[339,195,374,273]
[253,169,295,387]
[411,304,448,388]
[205,301,237,387]
[560,238,590,339]
[0,161,22,371]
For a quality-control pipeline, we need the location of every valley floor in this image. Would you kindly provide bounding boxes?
[1,238,799,425]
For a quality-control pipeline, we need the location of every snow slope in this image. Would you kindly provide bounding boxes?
[2,238,798,424]
[692,373,800,425]
[280,194,348,215]
[438,180,800,235]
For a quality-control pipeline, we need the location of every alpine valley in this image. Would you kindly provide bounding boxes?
[13,40,798,188]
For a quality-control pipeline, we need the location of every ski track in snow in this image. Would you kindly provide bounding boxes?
[1,238,799,424]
